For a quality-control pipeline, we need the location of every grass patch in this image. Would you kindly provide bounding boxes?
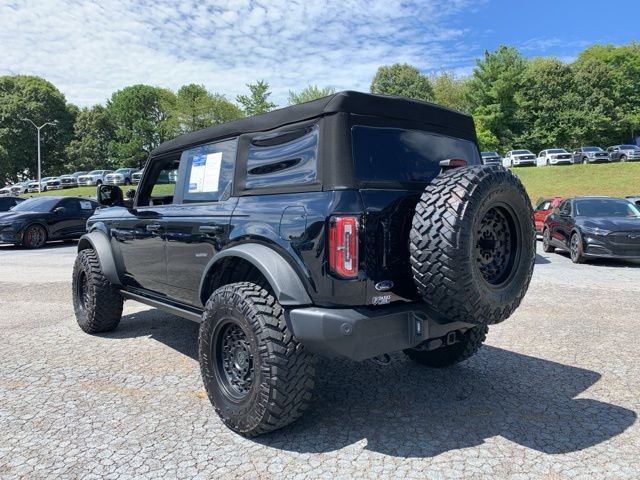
[19,186,108,198]
[512,162,640,203]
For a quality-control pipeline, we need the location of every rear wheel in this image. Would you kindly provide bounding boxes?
[199,282,315,436]
[22,224,47,249]
[405,325,488,367]
[72,249,123,333]
[570,233,586,264]
[542,228,555,253]
[410,165,535,326]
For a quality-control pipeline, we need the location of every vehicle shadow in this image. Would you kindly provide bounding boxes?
[553,250,640,268]
[534,253,551,264]
[110,310,636,458]
[0,240,77,250]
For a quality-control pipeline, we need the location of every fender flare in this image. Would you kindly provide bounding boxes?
[200,244,312,306]
[77,231,122,286]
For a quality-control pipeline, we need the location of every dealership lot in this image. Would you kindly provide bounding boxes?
[0,244,639,478]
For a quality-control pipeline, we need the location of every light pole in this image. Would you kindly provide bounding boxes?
[21,118,58,192]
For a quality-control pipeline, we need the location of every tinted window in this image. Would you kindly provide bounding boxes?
[11,197,59,212]
[58,198,81,213]
[548,149,566,153]
[513,150,532,155]
[583,147,602,152]
[482,151,498,157]
[352,126,480,185]
[575,199,640,217]
[182,138,237,202]
[245,125,318,190]
[620,145,638,149]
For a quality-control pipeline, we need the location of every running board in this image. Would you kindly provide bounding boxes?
[120,290,203,323]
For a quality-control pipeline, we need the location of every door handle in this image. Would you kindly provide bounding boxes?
[146,223,162,232]
[199,225,224,235]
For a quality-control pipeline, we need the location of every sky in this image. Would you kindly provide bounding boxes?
[0,0,637,108]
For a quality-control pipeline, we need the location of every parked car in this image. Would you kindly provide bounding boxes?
[0,196,98,248]
[626,196,640,208]
[44,177,63,190]
[0,196,24,211]
[9,181,32,195]
[72,91,535,436]
[58,174,79,189]
[0,186,12,196]
[27,177,56,193]
[542,196,640,263]
[536,148,572,166]
[533,196,563,233]
[104,168,139,185]
[481,151,501,165]
[77,170,113,186]
[572,146,609,164]
[504,150,536,167]
[607,145,640,162]
[131,169,144,184]
[70,171,87,178]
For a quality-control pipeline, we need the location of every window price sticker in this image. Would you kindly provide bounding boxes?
[188,152,222,193]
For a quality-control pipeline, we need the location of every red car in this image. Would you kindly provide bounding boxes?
[534,197,563,234]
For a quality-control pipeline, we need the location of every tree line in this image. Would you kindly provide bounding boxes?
[1,42,638,182]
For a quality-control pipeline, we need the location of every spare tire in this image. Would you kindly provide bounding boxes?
[409,165,535,325]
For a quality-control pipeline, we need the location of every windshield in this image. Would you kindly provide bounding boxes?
[583,147,602,152]
[548,149,566,154]
[620,145,639,150]
[575,199,640,218]
[10,197,59,212]
[115,169,128,173]
[482,152,498,157]
[88,170,103,175]
[513,150,531,155]
[352,126,481,185]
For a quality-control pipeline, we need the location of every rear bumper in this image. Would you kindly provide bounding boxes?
[287,303,474,361]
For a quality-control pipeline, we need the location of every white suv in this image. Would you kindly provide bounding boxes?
[504,149,536,167]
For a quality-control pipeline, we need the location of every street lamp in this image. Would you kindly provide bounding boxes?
[21,118,58,193]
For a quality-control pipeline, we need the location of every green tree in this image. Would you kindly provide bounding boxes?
[370,63,434,101]
[236,80,276,116]
[474,116,501,152]
[174,84,243,133]
[515,57,577,153]
[575,43,640,142]
[467,46,528,151]
[106,85,177,167]
[65,105,116,171]
[288,85,336,105]
[431,71,470,112]
[0,75,75,182]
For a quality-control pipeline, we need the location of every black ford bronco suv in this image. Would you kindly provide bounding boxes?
[72,91,535,436]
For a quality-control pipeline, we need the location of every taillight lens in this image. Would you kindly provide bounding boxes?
[328,216,359,278]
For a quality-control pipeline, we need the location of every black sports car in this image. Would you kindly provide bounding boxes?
[0,196,24,212]
[542,196,640,263]
[0,196,98,248]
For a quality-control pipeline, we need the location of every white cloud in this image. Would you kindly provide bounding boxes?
[0,0,478,107]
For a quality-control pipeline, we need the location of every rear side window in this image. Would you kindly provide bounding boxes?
[351,126,480,185]
[181,138,237,203]
[245,125,318,190]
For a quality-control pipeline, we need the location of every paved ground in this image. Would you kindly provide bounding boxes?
[0,241,639,479]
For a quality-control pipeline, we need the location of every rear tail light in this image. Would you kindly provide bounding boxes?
[328,216,359,278]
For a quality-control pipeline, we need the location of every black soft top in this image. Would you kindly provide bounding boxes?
[152,90,475,156]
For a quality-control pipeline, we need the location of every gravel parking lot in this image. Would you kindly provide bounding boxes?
[1,242,639,479]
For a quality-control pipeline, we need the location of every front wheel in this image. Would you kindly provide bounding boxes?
[570,233,586,264]
[582,157,589,165]
[199,282,315,436]
[22,224,47,249]
[405,325,488,367]
[620,155,627,162]
[72,249,123,333]
[542,228,555,253]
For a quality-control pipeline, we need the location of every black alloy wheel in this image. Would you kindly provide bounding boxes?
[214,321,255,400]
[474,206,517,286]
[22,224,47,249]
[570,233,586,264]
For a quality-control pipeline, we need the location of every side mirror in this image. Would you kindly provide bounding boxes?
[97,184,123,207]
[53,206,66,214]
[125,188,136,200]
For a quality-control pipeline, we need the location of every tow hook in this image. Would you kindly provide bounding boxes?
[369,353,392,366]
